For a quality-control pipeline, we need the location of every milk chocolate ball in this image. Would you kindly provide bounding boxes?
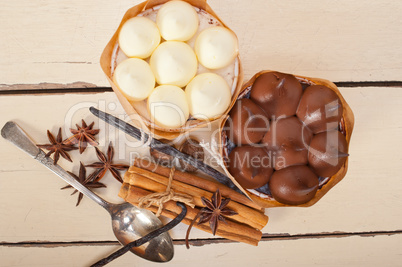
[250,72,302,118]
[228,146,273,189]
[308,131,349,177]
[269,165,319,205]
[227,98,269,145]
[296,85,343,134]
[262,117,312,170]
[269,148,309,171]
[262,116,312,150]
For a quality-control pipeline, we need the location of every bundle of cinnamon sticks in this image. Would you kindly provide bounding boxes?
[118,159,268,246]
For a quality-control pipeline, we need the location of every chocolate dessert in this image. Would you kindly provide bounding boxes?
[296,85,343,134]
[227,98,269,145]
[223,71,353,206]
[308,130,349,177]
[250,72,302,118]
[269,165,319,205]
[228,146,273,189]
[261,116,313,171]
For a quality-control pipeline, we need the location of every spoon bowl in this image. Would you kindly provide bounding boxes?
[1,121,174,263]
[109,202,173,262]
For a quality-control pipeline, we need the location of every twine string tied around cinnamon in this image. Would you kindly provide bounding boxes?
[138,166,195,217]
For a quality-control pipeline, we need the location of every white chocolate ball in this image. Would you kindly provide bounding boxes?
[156,0,199,41]
[195,26,239,69]
[148,85,190,128]
[113,58,155,101]
[118,17,161,58]
[150,41,197,87]
[185,73,232,119]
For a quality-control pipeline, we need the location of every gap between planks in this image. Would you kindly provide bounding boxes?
[0,81,402,96]
[1,230,402,248]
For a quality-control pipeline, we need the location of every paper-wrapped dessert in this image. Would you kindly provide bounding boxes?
[219,71,354,208]
[100,0,243,140]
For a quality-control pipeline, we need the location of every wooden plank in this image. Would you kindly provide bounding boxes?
[0,82,99,91]
[1,0,402,90]
[0,87,401,243]
[1,234,401,266]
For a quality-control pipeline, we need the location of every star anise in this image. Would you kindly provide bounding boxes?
[61,162,106,206]
[37,128,77,165]
[63,120,100,154]
[85,142,129,183]
[185,189,238,248]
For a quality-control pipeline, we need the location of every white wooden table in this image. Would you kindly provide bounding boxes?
[1,0,402,266]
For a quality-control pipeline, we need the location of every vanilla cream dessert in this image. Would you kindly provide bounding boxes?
[113,58,155,101]
[185,73,231,119]
[118,17,161,59]
[195,26,239,69]
[156,0,199,41]
[148,85,189,128]
[111,1,240,130]
[150,41,197,87]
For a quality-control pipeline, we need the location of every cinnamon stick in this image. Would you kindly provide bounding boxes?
[147,207,260,246]
[132,159,261,210]
[118,183,129,199]
[123,185,261,246]
[125,171,268,230]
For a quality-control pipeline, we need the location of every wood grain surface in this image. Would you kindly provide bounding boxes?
[0,0,401,266]
[2,235,402,266]
[1,0,402,90]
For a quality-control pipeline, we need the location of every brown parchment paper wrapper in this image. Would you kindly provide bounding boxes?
[150,117,253,198]
[217,70,355,208]
[100,0,244,140]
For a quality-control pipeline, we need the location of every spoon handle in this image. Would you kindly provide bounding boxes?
[1,121,110,210]
[91,202,188,267]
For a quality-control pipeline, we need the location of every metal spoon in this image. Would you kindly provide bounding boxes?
[1,121,174,262]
